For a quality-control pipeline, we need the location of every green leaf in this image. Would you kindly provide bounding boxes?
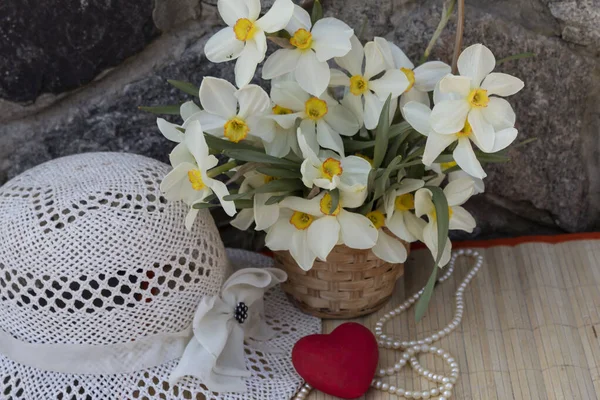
[167,80,200,97]
[233,200,254,209]
[415,267,438,322]
[497,52,536,65]
[475,151,510,163]
[223,149,300,168]
[329,189,340,214]
[256,167,302,179]
[432,153,455,163]
[138,104,181,115]
[425,186,449,265]
[384,135,403,166]
[191,202,218,209]
[373,155,403,201]
[513,137,537,148]
[343,122,412,152]
[204,135,257,152]
[372,95,392,169]
[419,0,456,64]
[265,194,289,205]
[255,179,304,194]
[311,0,323,25]
[223,191,254,201]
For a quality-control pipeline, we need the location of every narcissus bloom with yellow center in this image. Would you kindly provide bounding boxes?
[297,131,371,205]
[269,80,359,155]
[182,77,270,144]
[204,0,294,88]
[159,121,236,230]
[230,171,281,232]
[375,38,451,112]
[262,4,353,96]
[383,178,426,243]
[266,191,378,269]
[430,44,524,152]
[414,178,477,267]
[329,35,410,129]
[403,99,518,179]
[254,101,301,158]
[365,210,409,263]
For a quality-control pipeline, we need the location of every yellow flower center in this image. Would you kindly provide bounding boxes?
[289,211,314,230]
[349,75,369,96]
[366,210,385,230]
[394,193,415,211]
[223,117,250,143]
[187,169,206,191]
[289,28,313,50]
[319,192,341,216]
[264,175,277,184]
[233,18,257,41]
[305,97,328,121]
[320,158,343,181]
[431,207,454,221]
[455,120,473,138]
[272,104,293,115]
[467,88,489,108]
[355,153,373,166]
[440,161,458,171]
[401,68,415,92]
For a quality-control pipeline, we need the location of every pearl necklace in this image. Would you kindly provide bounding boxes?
[293,249,483,400]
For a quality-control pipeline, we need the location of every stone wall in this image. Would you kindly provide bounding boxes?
[1,0,599,247]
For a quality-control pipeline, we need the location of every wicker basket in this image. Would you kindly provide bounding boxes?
[273,242,409,319]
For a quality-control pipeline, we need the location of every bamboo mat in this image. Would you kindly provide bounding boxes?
[308,235,600,400]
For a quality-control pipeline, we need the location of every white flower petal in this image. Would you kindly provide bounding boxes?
[448,170,485,194]
[316,120,344,155]
[395,178,425,196]
[430,99,470,134]
[183,121,209,164]
[468,109,495,152]
[234,39,263,88]
[491,127,518,152]
[254,117,277,142]
[271,81,310,111]
[387,212,418,243]
[263,130,292,157]
[310,18,354,62]
[265,216,296,250]
[207,178,236,216]
[180,101,201,121]
[247,0,261,20]
[236,85,270,119]
[295,50,330,96]
[337,210,378,249]
[265,112,302,130]
[254,193,280,230]
[368,69,409,100]
[423,221,452,267]
[185,207,201,231]
[439,75,471,97]
[298,120,319,158]
[157,118,184,143]
[372,229,407,263]
[386,41,413,69]
[329,69,350,87]
[255,0,295,33]
[443,177,474,206]
[363,41,386,80]
[413,61,452,91]
[481,72,524,97]
[363,91,385,130]
[290,230,317,270]
[323,103,359,136]
[341,92,364,127]
[373,37,396,70]
[404,211,426,242]
[481,97,516,131]
[414,188,434,218]
[403,101,432,136]
[205,27,245,63]
[338,156,370,194]
[334,35,364,76]
[218,0,250,26]
[449,205,476,232]
[183,111,227,133]
[280,195,323,216]
[231,208,255,230]
[399,88,430,114]
[199,77,237,119]
[422,133,457,166]
[457,43,496,87]
[433,80,462,104]
[308,216,340,260]
[286,4,312,33]
[170,142,196,167]
[262,48,301,79]
[453,137,486,179]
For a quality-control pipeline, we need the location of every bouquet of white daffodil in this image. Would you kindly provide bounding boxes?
[144,0,525,318]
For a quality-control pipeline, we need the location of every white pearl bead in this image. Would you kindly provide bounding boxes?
[389,385,396,393]
[442,377,450,383]
[422,390,431,399]
[443,390,453,397]
[387,367,395,375]
[381,383,389,391]
[404,390,413,398]
[375,381,382,389]
[431,388,439,396]
[396,388,405,396]
[444,383,454,390]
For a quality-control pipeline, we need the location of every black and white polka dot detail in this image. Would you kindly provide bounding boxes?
[234,302,249,324]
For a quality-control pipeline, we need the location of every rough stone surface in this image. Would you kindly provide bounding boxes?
[0,0,158,103]
[153,0,203,32]
[549,0,600,47]
[1,0,600,245]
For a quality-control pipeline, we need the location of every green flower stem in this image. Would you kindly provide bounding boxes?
[207,161,238,178]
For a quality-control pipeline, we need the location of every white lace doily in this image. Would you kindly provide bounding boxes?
[0,153,321,400]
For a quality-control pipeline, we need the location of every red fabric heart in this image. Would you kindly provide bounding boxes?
[292,322,379,399]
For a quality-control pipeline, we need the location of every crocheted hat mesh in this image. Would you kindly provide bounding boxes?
[0,153,320,400]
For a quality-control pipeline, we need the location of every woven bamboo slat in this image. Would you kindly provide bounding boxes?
[307,237,600,399]
[274,242,410,319]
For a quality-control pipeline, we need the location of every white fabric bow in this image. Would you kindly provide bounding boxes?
[169,267,288,392]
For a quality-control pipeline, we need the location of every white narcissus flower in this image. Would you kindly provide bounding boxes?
[254,103,301,157]
[270,80,359,155]
[329,35,409,130]
[383,178,426,243]
[414,178,477,267]
[375,38,451,110]
[403,100,517,179]
[160,121,236,229]
[364,210,408,263]
[230,171,281,231]
[297,130,371,206]
[270,191,378,267]
[262,5,353,96]
[184,77,271,144]
[431,162,485,194]
[429,44,524,152]
[205,0,294,88]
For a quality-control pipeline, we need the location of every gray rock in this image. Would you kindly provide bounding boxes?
[0,0,158,103]
[153,0,203,32]
[549,0,600,47]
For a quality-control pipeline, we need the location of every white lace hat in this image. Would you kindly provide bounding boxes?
[0,152,320,400]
